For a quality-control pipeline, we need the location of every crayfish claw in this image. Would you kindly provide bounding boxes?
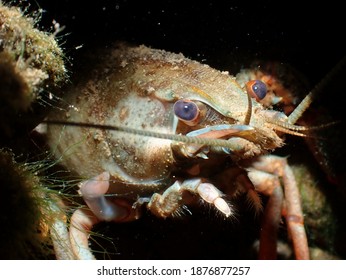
[197,182,233,217]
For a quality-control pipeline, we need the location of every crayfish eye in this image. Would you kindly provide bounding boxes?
[246,80,267,101]
[173,99,199,124]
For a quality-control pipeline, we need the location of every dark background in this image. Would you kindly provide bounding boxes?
[28,0,344,82]
[12,0,346,259]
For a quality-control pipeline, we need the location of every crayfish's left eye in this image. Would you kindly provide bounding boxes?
[246,80,267,101]
[173,99,200,125]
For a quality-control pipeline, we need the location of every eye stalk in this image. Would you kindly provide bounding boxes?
[243,80,267,125]
[246,80,267,101]
[173,99,202,126]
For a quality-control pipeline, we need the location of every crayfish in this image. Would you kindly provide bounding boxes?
[45,43,332,260]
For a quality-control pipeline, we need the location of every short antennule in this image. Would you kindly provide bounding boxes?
[265,118,310,132]
[287,92,313,125]
[265,117,338,137]
[288,55,346,124]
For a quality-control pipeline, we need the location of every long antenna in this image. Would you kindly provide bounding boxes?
[44,120,252,150]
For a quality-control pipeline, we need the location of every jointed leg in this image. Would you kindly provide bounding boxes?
[282,164,309,260]
[247,169,283,259]
[260,186,284,259]
[70,172,141,259]
[70,208,99,260]
[249,155,309,260]
[144,178,233,218]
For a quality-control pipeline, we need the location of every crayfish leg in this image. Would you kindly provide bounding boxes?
[70,208,99,260]
[248,155,309,260]
[260,186,284,259]
[145,178,233,218]
[247,169,283,259]
[282,164,310,260]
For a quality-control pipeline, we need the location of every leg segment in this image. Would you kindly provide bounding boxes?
[261,187,284,259]
[144,178,233,218]
[69,208,99,260]
[247,169,283,259]
[49,196,76,260]
[249,155,309,260]
[282,164,309,260]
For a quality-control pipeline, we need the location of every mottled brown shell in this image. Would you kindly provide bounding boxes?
[47,43,282,191]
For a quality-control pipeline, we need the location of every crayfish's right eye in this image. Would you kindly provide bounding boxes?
[246,80,267,101]
[173,99,200,125]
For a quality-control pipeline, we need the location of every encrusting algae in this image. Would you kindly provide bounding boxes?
[0,0,67,138]
[0,148,74,259]
[0,1,72,259]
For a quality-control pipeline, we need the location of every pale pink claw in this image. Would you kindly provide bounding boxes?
[197,183,232,217]
[214,197,232,217]
[197,183,221,203]
[144,179,232,218]
[79,171,110,198]
[79,172,128,221]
